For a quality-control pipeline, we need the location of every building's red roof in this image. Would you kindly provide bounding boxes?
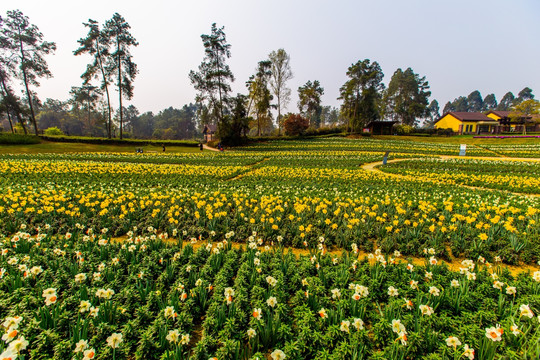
[440,112,493,122]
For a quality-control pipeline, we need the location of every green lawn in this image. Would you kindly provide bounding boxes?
[3,135,538,155]
[0,140,200,154]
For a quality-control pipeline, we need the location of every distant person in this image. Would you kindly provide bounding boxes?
[162,144,166,152]
[200,143,203,151]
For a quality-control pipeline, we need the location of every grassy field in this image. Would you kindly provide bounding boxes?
[1,134,538,155]
[0,140,201,154]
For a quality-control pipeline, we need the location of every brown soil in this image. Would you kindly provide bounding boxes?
[112,236,539,277]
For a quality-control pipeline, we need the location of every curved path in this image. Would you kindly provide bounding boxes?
[202,144,219,152]
[361,156,540,198]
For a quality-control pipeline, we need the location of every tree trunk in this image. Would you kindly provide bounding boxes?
[6,111,14,133]
[214,45,224,127]
[22,72,38,135]
[277,95,281,136]
[104,85,112,138]
[17,27,38,135]
[246,93,254,116]
[352,91,359,133]
[87,95,92,131]
[0,77,15,133]
[95,38,112,139]
[118,57,123,139]
[117,39,123,139]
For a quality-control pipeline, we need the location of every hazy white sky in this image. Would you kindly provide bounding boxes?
[2,0,539,115]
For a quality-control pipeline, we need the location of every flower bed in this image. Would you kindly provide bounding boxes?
[1,231,540,359]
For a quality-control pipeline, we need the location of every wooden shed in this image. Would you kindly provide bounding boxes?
[364,121,398,135]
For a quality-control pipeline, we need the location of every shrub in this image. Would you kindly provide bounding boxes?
[303,126,346,137]
[436,128,455,136]
[44,127,64,136]
[0,132,41,145]
[283,114,309,136]
[413,127,438,135]
[217,115,250,146]
[393,124,414,135]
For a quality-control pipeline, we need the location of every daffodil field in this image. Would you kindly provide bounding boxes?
[0,137,539,359]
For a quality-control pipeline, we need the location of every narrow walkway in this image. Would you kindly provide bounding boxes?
[210,242,538,277]
[360,158,409,172]
[202,144,219,152]
[109,235,538,276]
[470,143,502,157]
[361,156,540,198]
[226,157,269,181]
[439,155,540,162]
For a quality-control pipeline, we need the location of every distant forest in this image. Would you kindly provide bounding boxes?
[0,10,536,141]
[443,88,534,114]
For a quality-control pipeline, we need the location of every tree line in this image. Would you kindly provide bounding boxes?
[1,11,537,142]
[0,10,139,139]
[188,24,436,142]
[442,88,534,114]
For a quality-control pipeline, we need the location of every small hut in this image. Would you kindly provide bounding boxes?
[203,124,217,142]
[364,121,398,135]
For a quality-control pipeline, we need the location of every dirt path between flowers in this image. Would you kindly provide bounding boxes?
[469,144,502,157]
[110,235,539,277]
[226,157,270,181]
[360,156,540,198]
[202,144,219,152]
[170,239,538,277]
[439,155,540,162]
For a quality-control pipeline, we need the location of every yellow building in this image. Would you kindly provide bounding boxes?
[486,110,510,122]
[435,112,500,134]
[485,110,538,133]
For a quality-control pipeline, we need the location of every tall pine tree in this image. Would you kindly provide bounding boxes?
[189,23,234,134]
[467,90,483,112]
[74,19,114,138]
[338,59,384,132]
[383,67,430,126]
[2,10,56,135]
[103,13,138,139]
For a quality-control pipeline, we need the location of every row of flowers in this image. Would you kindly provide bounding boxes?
[1,155,537,263]
[236,137,495,157]
[381,158,540,194]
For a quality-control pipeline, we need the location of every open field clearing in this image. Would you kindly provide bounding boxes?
[0,141,201,155]
[1,137,539,359]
